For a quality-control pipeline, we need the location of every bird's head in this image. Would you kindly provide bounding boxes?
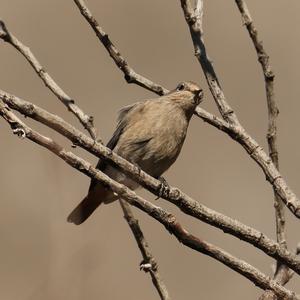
[168,81,203,118]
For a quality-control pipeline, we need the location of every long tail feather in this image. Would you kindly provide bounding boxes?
[67,195,103,225]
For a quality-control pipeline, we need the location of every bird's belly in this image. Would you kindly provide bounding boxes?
[116,112,188,178]
[133,134,185,178]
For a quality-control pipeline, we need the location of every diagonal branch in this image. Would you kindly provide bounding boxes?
[178,0,300,219]
[73,0,229,132]
[180,0,240,125]
[0,102,298,300]
[71,0,231,131]
[0,20,97,139]
[2,90,300,276]
[72,0,300,220]
[259,245,300,300]
[119,200,170,300]
[234,0,286,250]
[2,2,299,298]
[73,0,167,96]
[0,96,169,298]
[234,1,290,298]
[0,20,170,297]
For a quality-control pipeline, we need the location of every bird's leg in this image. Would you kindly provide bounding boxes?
[133,163,142,176]
[155,176,170,200]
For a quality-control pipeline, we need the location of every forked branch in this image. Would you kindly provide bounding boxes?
[0,101,298,300]
[0,20,97,139]
[2,90,300,277]
[71,0,300,220]
[0,18,169,299]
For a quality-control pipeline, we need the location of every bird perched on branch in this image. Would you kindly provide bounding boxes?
[67,81,203,225]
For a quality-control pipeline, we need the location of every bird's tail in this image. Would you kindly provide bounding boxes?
[67,194,102,225]
[67,186,117,225]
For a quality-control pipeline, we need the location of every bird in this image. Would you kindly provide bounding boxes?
[67,81,203,225]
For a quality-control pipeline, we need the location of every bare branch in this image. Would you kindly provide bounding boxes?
[119,200,170,300]
[0,97,169,298]
[1,2,299,298]
[73,0,229,133]
[259,245,300,300]
[0,19,97,139]
[0,103,298,299]
[178,0,300,220]
[225,116,300,219]
[275,244,300,287]
[195,106,232,132]
[2,90,300,276]
[234,1,290,298]
[179,0,240,124]
[0,20,171,296]
[71,0,300,219]
[234,0,286,253]
[73,0,167,96]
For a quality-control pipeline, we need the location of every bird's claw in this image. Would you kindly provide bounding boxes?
[133,163,142,176]
[155,176,170,200]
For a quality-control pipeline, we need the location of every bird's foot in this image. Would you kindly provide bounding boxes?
[155,176,170,200]
[133,163,142,176]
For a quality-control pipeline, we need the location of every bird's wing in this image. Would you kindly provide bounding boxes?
[88,101,143,192]
[105,103,137,150]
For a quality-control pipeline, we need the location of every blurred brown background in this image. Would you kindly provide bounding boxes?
[0,1,299,299]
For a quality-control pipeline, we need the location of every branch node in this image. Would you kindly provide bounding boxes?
[294,207,300,218]
[170,188,181,201]
[156,86,165,96]
[87,115,95,129]
[140,259,158,273]
[194,48,200,57]
[265,70,275,81]
[249,145,260,156]
[124,73,134,83]
[271,175,282,185]
[140,262,152,272]
[12,126,26,139]
[186,13,197,25]
[223,109,234,118]
[0,20,10,41]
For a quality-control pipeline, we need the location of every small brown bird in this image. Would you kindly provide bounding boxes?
[67,81,203,224]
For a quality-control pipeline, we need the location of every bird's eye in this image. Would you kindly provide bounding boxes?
[176,83,185,91]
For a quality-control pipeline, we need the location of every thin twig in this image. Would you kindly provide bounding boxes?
[0,20,97,140]
[119,200,170,300]
[2,90,300,276]
[180,0,240,125]
[234,2,292,298]
[234,0,286,257]
[73,0,167,96]
[74,0,229,131]
[0,103,298,300]
[179,0,300,219]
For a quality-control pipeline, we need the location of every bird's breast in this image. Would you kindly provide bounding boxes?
[120,108,188,177]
